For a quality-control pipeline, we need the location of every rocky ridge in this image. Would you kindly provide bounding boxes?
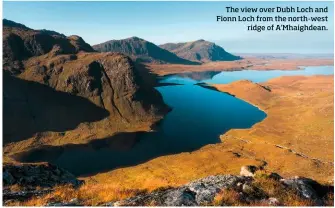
[160,39,241,63]
[93,37,198,65]
[3,19,95,74]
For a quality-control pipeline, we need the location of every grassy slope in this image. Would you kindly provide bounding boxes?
[215,75,334,182]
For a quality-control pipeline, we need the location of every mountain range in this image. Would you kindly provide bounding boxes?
[93,37,198,65]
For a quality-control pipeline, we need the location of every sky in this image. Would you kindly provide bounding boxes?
[3,1,334,54]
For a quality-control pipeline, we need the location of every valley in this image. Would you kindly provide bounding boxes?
[83,66,334,190]
[2,18,334,206]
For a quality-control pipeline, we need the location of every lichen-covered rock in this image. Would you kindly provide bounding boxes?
[163,188,197,206]
[187,175,248,205]
[3,189,52,202]
[3,163,83,205]
[3,163,83,188]
[109,173,332,206]
[110,175,249,206]
[280,176,321,199]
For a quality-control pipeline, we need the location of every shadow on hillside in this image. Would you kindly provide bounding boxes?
[3,72,110,145]
[12,126,221,177]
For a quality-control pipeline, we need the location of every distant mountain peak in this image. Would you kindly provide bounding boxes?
[160,39,241,62]
[128,36,143,41]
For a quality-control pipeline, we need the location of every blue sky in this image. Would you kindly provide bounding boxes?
[3,1,334,54]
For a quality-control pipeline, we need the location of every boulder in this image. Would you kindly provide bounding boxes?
[187,175,246,205]
[280,176,319,199]
[163,188,197,206]
[240,165,258,177]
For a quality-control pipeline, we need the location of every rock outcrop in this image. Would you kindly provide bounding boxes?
[3,165,333,206]
[92,37,198,65]
[109,172,333,206]
[160,39,241,63]
[280,176,329,200]
[3,20,169,148]
[3,163,83,203]
[112,175,248,206]
[3,163,83,187]
[3,19,95,74]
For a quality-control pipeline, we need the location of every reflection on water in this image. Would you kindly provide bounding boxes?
[13,66,333,176]
[161,71,221,82]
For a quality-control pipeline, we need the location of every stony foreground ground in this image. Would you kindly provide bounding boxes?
[3,164,333,206]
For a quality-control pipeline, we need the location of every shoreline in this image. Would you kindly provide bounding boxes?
[148,57,334,76]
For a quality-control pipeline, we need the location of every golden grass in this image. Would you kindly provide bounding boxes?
[213,189,244,206]
[6,184,145,206]
[214,75,334,182]
[323,192,334,206]
[89,145,264,190]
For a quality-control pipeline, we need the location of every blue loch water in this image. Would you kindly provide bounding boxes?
[14,66,334,176]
